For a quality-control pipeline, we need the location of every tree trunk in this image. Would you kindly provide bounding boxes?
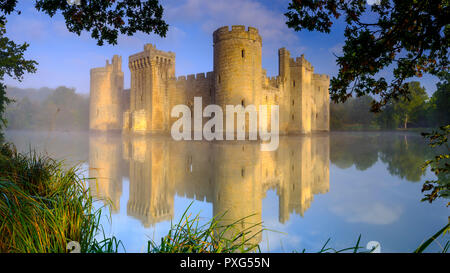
[404,114,408,129]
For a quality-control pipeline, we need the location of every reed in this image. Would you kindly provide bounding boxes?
[0,143,102,253]
[147,202,263,253]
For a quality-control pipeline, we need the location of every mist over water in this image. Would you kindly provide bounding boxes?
[5,130,448,252]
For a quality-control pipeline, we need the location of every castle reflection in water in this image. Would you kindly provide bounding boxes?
[88,135,330,245]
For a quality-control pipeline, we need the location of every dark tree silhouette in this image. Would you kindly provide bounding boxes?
[285,0,449,112]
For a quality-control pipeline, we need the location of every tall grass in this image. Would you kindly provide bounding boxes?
[147,202,263,253]
[0,143,102,253]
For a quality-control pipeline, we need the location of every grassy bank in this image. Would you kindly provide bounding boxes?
[0,143,102,252]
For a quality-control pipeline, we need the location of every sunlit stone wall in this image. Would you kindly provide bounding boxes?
[89,55,124,131]
[90,26,330,135]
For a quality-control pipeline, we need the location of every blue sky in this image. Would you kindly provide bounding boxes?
[5,0,439,95]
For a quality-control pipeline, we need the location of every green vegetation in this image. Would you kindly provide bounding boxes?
[331,78,449,130]
[421,125,450,206]
[0,142,102,252]
[414,223,450,253]
[285,0,449,112]
[5,86,89,131]
[147,203,262,253]
[0,23,36,141]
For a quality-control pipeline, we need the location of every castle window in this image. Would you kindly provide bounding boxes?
[241,99,245,106]
[292,114,294,120]
[218,75,221,84]
[292,100,294,106]
[241,168,245,178]
[242,49,245,58]
[293,80,295,87]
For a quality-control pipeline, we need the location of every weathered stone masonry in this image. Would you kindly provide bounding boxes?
[89,26,330,134]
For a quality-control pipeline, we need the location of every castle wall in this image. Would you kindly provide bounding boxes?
[173,72,215,130]
[91,26,330,136]
[89,55,124,131]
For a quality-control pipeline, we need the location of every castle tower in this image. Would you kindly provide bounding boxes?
[89,55,124,131]
[278,48,292,134]
[312,74,330,132]
[213,26,262,135]
[127,44,176,134]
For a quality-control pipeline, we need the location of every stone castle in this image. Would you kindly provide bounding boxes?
[90,25,330,135]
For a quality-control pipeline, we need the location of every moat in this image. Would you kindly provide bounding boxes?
[5,130,448,252]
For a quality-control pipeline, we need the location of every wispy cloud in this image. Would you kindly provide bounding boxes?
[164,0,300,49]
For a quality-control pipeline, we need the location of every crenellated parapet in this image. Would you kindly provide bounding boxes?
[91,55,122,74]
[176,72,214,82]
[175,71,215,109]
[289,55,314,71]
[129,43,175,69]
[313,73,330,81]
[213,25,261,44]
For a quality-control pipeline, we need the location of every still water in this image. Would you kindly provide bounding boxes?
[5,130,449,252]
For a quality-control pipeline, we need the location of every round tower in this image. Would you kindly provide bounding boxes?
[213,26,262,125]
[90,55,124,131]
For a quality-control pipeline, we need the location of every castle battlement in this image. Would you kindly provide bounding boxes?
[290,55,313,70]
[129,43,175,69]
[278,47,290,56]
[176,71,214,82]
[213,25,261,44]
[91,55,122,74]
[313,73,330,81]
